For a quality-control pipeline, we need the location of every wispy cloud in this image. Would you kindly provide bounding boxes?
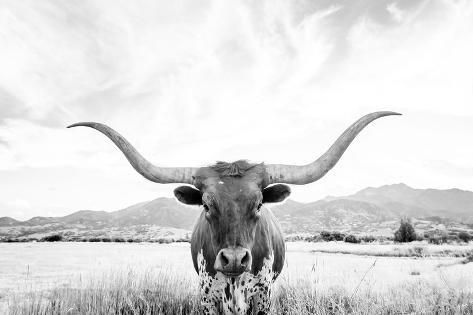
[0,0,472,219]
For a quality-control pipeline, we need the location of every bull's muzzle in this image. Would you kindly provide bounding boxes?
[214,247,252,277]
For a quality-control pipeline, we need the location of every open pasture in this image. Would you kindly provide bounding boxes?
[1,242,473,314]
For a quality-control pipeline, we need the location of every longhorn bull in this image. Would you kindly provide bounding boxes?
[68,111,400,314]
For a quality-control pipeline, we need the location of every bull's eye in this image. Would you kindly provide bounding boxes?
[203,204,210,212]
[256,202,263,211]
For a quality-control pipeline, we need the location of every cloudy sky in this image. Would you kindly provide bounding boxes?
[0,0,472,220]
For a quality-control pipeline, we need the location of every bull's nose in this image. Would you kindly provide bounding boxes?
[214,247,252,276]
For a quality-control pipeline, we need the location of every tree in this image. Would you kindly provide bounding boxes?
[41,234,63,242]
[458,231,471,243]
[344,234,360,244]
[394,218,417,243]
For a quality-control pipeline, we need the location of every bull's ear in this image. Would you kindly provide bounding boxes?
[262,184,291,203]
[174,186,202,205]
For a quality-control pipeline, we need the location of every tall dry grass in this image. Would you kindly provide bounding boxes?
[272,277,473,314]
[6,269,199,315]
[5,267,473,315]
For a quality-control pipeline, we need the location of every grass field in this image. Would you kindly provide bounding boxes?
[1,242,473,314]
[290,241,473,258]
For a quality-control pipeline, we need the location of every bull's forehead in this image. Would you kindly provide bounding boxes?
[218,180,261,205]
[205,176,261,201]
[195,166,264,206]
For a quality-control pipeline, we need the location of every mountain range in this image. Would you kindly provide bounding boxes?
[1,183,472,240]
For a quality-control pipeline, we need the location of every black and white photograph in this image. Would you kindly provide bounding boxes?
[0,1,472,314]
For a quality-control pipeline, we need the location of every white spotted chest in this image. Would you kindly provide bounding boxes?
[197,250,276,315]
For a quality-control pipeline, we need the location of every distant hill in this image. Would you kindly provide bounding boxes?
[270,198,398,235]
[111,198,199,229]
[0,198,200,229]
[1,184,472,240]
[0,197,200,241]
[0,217,20,226]
[326,183,473,222]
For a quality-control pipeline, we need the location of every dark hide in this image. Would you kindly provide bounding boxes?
[176,161,287,278]
[191,205,285,277]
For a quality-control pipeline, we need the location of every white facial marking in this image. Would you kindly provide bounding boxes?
[197,250,276,314]
[218,181,224,184]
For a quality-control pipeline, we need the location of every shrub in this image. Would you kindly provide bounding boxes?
[344,234,360,244]
[412,246,425,256]
[360,235,376,243]
[157,238,172,244]
[320,231,332,241]
[428,236,442,245]
[449,235,460,243]
[458,232,472,243]
[113,237,126,243]
[320,231,345,242]
[285,235,304,242]
[41,234,63,242]
[101,238,112,242]
[394,218,417,243]
[425,230,449,244]
[331,231,345,241]
[176,238,190,243]
[304,235,320,242]
[88,238,102,242]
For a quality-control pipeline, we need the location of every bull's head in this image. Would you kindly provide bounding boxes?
[68,111,399,276]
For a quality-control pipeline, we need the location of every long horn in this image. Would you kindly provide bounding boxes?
[264,111,401,185]
[67,122,197,184]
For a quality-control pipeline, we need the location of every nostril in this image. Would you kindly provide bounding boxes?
[220,252,229,267]
[241,251,250,267]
